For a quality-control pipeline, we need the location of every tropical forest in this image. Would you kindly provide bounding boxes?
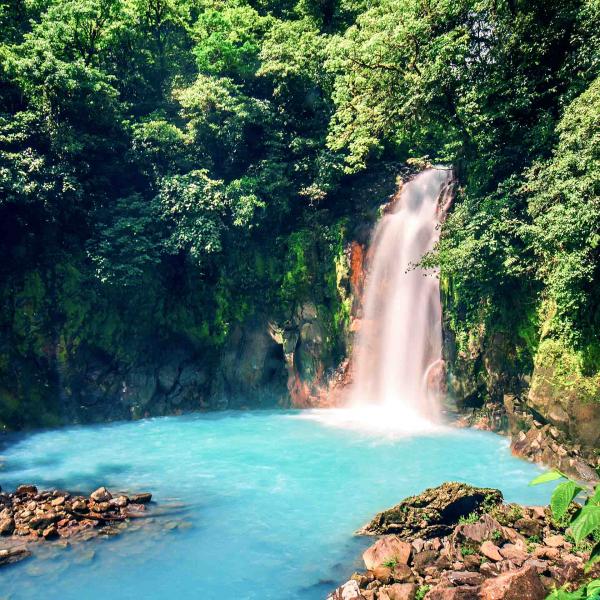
[0,0,598,598]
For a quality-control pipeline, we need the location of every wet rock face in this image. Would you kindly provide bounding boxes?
[527,347,600,449]
[60,315,292,423]
[360,483,503,539]
[212,318,288,409]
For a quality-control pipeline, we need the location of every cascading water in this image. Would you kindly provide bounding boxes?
[348,168,454,430]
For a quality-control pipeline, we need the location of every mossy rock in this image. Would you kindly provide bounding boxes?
[359,482,503,540]
[529,339,600,447]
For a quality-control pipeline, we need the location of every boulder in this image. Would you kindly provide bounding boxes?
[71,500,88,512]
[442,571,484,587]
[426,585,481,599]
[372,566,393,584]
[363,536,412,569]
[480,565,545,600]
[29,512,60,530]
[513,518,541,538]
[462,555,482,570]
[543,535,565,548]
[453,514,503,545]
[413,550,439,573]
[391,563,414,582]
[361,483,502,539]
[110,496,129,508]
[0,547,31,566]
[42,525,59,539]
[378,583,417,600]
[15,485,37,496]
[90,487,112,503]
[327,580,366,600]
[480,541,503,562]
[533,546,559,560]
[129,492,152,504]
[0,517,15,536]
[498,544,528,566]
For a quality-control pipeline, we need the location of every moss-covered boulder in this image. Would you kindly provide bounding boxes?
[359,482,503,540]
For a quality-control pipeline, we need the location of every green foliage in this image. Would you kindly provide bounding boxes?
[531,472,600,569]
[415,585,431,600]
[547,579,600,600]
[459,512,479,525]
[1,0,600,429]
[551,482,584,521]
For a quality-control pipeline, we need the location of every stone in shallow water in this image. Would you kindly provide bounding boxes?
[129,492,152,504]
[327,579,366,600]
[90,487,112,503]
[0,547,31,566]
[0,517,15,536]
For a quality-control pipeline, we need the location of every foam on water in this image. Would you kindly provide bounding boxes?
[291,407,447,437]
[0,410,549,600]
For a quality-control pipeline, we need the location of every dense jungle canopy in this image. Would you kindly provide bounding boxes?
[0,0,599,427]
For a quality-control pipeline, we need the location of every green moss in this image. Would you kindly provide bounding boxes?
[531,338,600,404]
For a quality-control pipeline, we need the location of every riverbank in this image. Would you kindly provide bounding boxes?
[327,483,599,600]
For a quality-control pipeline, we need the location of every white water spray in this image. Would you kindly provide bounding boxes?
[348,168,453,430]
[294,168,453,436]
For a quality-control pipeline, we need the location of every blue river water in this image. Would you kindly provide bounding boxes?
[0,409,550,600]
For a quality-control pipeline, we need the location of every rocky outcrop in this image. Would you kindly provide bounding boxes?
[527,340,600,449]
[211,318,288,408]
[328,484,599,600]
[0,483,155,567]
[360,483,503,539]
[506,396,599,482]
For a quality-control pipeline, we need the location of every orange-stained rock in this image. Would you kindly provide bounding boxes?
[480,541,503,562]
[363,536,412,570]
[378,583,417,600]
[480,565,545,600]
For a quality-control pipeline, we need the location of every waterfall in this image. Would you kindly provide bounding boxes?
[349,168,453,429]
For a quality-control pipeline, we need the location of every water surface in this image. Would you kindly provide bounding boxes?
[0,410,550,599]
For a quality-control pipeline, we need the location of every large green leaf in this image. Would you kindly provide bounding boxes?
[570,505,600,544]
[586,577,600,598]
[551,481,582,520]
[547,585,587,600]
[529,471,565,486]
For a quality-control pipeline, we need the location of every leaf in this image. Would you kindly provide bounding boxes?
[551,481,582,520]
[529,470,565,486]
[586,576,600,597]
[587,485,600,506]
[570,505,600,544]
[547,586,586,600]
